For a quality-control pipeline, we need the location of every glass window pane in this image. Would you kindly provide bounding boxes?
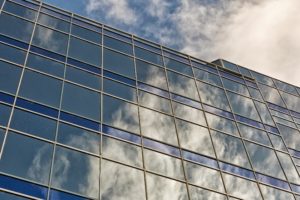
[222,60,239,72]
[206,113,239,135]
[0,191,30,200]
[62,83,101,121]
[281,91,300,113]
[277,151,300,184]
[71,24,101,44]
[144,149,184,179]
[32,25,68,55]
[0,129,5,150]
[101,160,146,200]
[4,1,37,20]
[269,134,287,151]
[146,173,188,200]
[258,83,285,107]
[68,37,101,66]
[0,41,26,65]
[10,109,57,140]
[211,131,251,169]
[19,70,62,108]
[135,47,162,66]
[165,57,193,76]
[274,79,298,95]
[194,68,222,87]
[104,48,135,78]
[260,184,294,200]
[277,124,300,151]
[173,101,206,126]
[57,122,100,154]
[38,13,70,32]
[51,146,99,198]
[238,123,271,146]
[176,119,215,157]
[66,66,101,90]
[248,87,263,101]
[189,185,227,200]
[103,95,139,134]
[251,71,275,87]
[0,13,34,42]
[227,92,260,121]
[167,70,199,100]
[245,141,285,179]
[138,90,171,114]
[27,53,65,77]
[102,136,142,167]
[254,101,275,126]
[223,78,250,96]
[0,104,11,126]
[197,81,231,111]
[184,161,224,192]
[0,60,21,94]
[103,78,136,102]
[140,107,178,146]
[136,59,167,90]
[104,35,132,55]
[223,173,262,200]
[0,132,53,184]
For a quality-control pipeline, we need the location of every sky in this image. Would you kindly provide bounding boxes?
[45,0,300,87]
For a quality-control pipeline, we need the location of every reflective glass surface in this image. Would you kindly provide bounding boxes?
[189,185,227,200]
[223,78,250,96]
[3,1,37,21]
[0,103,11,126]
[206,113,239,135]
[104,35,132,55]
[104,78,136,102]
[238,123,271,146]
[165,57,193,76]
[0,61,21,94]
[258,83,285,107]
[135,47,162,66]
[194,68,222,87]
[71,24,101,44]
[0,40,27,64]
[138,90,171,113]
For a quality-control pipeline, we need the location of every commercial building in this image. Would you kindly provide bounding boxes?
[1,0,300,199]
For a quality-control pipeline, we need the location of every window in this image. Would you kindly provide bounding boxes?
[0,104,11,126]
[258,83,285,107]
[61,83,101,121]
[51,146,99,198]
[238,123,271,146]
[37,13,70,32]
[277,124,300,151]
[277,152,300,184]
[274,79,298,95]
[0,132,53,184]
[135,47,163,66]
[68,37,101,66]
[248,87,263,101]
[103,95,140,134]
[0,13,34,42]
[280,91,300,113]
[103,78,136,102]
[188,185,227,200]
[3,1,37,21]
[103,48,135,78]
[104,35,133,55]
[222,78,250,96]
[260,184,294,200]
[193,68,222,87]
[19,70,62,108]
[206,113,239,135]
[165,57,193,76]
[138,90,171,114]
[0,61,21,94]
[0,42,26,64]
[140,107,178,146]
[32,25,68,55]
[71,24,101,44]
[251,71,275,87]
[254,101,275,125]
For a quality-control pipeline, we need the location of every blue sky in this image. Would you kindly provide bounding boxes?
[44,0,300,87]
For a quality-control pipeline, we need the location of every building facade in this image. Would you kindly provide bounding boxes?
[1,0,300,199]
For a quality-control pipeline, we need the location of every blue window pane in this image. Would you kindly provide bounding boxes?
[238,123,271,146]
[239,66,252,77]
[0,34,29,49]
[223,78,249,96]
[280,91,300,113]
[19,70,62,108]
[139,90,172,114]
[0,129,4,151]
[72,18,101,32]
[102,124,141,144]
[220,70,245,84]
[65,66,101,90]
[235,114,264,129]
[278,124,300,151]
[30,46,66,62]
[50,189,88,200]
[27,53,65,77]
[219,161,255,180]
[104,29,131,43]
[104,70,135,86]
[0,92,14,104]
[256,173,290,190]
[0,42,26,64]
[104,78,136,102]
[274,79,298,95]
[165,57,193,76]
[163,50,189,64]
[10,109,57,140]
[0,175,48,199]
[13,0,39,9]
[202,104,234,119]
[222,60,239,73]
[0,104,11,126]
[192,61,218,73]
[38,13,70,32]
[248,87,263,101]
[143,138,180,157]
[258,83,286,107]
[0,60,22,94]
[182,150,218,169]
[68,58,101,75]
[134,39,161,54]
[135,47,163,66]
[68,37,101,66]
[62,83,101,121]
[0,132,53,184]
[0,191,29,200]
[104,35,133,55]
[171,93,201,109]
[194,68,222,87]
[51,146,99,198]
[104,48,135,78]
[60,112,100,131]
[3,1,37,21]
[206,113,239,135]
[254,101,275,126]
[57,122,100,154]
[71,24,101,44]
[41,7,71,21]
[137,82,169,98]
[32,25,68,55]
[0,13,34,43]
[251,71,275,87]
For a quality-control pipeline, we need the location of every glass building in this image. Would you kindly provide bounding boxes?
[1,0,300,199]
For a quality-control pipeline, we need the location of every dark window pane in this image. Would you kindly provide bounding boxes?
[103,95,140,134]
[136,59,167,90]
[0,132,53,184]
[3,1,37,21]
[103,48,135,78]
[0,60,22,94]
[135,47,162,66]
[194,68,222,87]
[104,78,136,102]
[68,37,101,66]
[19,70,62,108]
[32,25,68,55]
[0,104,11,126]
[0,191,30,200]
[165,57,193,76]
[71,24,101,44]
[0,42,26,64]
[10,109,57,140]
[0,13,34,42]
[104,35,132,55]
[57,122,100,154]
[62,83,101,121]
[65,66,101,90]
[51,146,99,198]
[38,13,70,32]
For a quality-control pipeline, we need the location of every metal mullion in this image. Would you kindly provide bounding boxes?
[161,46,191,200]
[45,11,72,200]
